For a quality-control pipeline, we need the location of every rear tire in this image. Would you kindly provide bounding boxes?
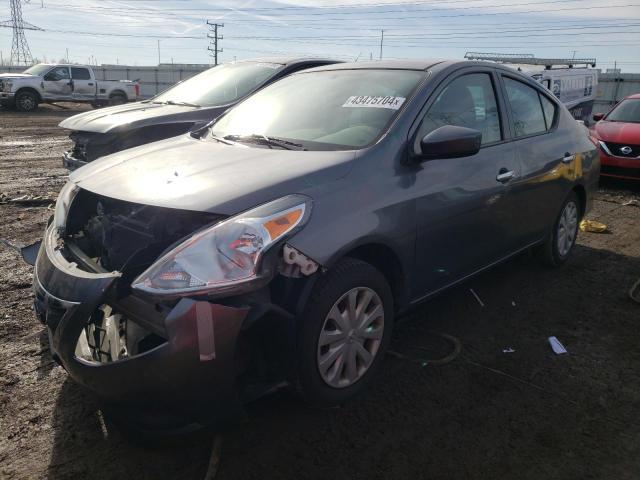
[108,93,126,106]
[537,191,580,267]
[15,90,38,112]
[296,258,394,407]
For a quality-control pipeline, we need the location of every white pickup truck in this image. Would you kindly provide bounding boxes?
[0,64,139,112]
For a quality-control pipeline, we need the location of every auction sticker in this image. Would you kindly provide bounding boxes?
[342,95,406,110]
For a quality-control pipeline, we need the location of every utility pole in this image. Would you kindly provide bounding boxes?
[379,29,384,60]
[66,48,69,63]
[206,21,224,66]
[0,0,42,65]
[157,39,161,65]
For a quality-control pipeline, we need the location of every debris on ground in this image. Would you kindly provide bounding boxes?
[503,347,516,353]
[630,278,640,304]
[3,194,56,206]
[548,336,568,355]
[469,288,485,307]
[622,199,639,207]
[579,219,608,233]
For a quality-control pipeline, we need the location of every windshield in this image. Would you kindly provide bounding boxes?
[606,98,640,123]
[211,69,425,150]
[153,62,284,107]
[23,64,53,76]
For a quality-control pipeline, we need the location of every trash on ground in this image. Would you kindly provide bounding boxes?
[579,219,608,233]
[630,278,640,305]
[6,194,55,206]
[503,347,516,353]
[548,336,568,355]
[511,301,517,307]
[622,199,639,207]
[469,288,485,307]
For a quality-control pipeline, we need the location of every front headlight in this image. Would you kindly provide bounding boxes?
[53,182,80,233]
[3,81,13,92]
[132,194,312,298]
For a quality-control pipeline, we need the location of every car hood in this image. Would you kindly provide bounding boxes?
[0,73,32,79]
[593,120,640,143]
[70,135,355,215]
[58,101,210,133]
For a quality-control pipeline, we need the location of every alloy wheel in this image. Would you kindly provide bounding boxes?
[317,287,384,389]
[557,200,578,257]
[20,96,35,110]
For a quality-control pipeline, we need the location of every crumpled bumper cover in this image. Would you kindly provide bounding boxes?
[33,224,250,430]
[62,151,88,171]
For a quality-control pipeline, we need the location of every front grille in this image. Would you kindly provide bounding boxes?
[602,141,640,158]
[69,131,117,162]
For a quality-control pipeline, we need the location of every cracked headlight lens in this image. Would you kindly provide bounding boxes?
[132,194,312,298]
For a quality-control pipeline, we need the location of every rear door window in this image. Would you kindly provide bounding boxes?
[417,73,502,146]
[71,68,91,80]
[503,77,548,137]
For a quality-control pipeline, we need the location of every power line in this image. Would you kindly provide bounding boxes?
[229,3,640,23]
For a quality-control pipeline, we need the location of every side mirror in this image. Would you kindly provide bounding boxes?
[416,125,482,161]
[592,112,604,122]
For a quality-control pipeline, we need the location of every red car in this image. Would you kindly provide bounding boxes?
[591,93,640,180]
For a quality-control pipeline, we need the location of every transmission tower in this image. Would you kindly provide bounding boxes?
[206,20,223,66]
[0,0,42,66]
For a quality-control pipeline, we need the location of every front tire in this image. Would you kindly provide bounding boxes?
[538,191,580,267]
[15,90,38,112]
[296,258,394,407]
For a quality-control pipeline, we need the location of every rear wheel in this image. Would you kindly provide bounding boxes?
[15,90,38,112]
[537,191,580,267]
[296,258,393,407]
[108,93,126,106]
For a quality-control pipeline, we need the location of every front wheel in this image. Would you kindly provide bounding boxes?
[15,90,38,112]
[537,191,580,267]
[296,258,394,407]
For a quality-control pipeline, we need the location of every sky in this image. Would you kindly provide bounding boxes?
[1,0,639,71]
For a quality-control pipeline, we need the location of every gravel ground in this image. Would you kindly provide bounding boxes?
[1,105,639,480]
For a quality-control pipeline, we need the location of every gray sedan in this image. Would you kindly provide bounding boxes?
[30,59,599,433]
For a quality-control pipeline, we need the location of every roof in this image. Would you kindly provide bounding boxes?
[233,57,342,66]
[307,59,447,72]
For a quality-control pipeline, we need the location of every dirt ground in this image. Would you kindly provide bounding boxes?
[1,104,639,480]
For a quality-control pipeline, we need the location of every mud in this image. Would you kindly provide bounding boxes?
[1,105,639,480]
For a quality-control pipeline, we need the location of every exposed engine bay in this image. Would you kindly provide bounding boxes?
[60,189,224,363]
[64,188,223,294]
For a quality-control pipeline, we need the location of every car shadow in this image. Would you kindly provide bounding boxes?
[46,244,640,479]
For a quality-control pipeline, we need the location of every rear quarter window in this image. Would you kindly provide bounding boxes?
[504,77,548,137]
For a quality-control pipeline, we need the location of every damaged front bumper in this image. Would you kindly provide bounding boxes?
[62,151,88,171]
[33,223,251,431]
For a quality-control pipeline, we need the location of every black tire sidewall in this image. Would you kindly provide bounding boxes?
[109,94,126,106]
[296,258,394,407]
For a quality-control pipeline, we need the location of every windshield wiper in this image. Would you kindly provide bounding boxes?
[149,100,201,108]
[209,133,235,145]
[223,134,306,150]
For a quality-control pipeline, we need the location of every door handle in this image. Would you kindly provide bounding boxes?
[88,82,94,86]
[562,153,575,164]
[496,168,516,183]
